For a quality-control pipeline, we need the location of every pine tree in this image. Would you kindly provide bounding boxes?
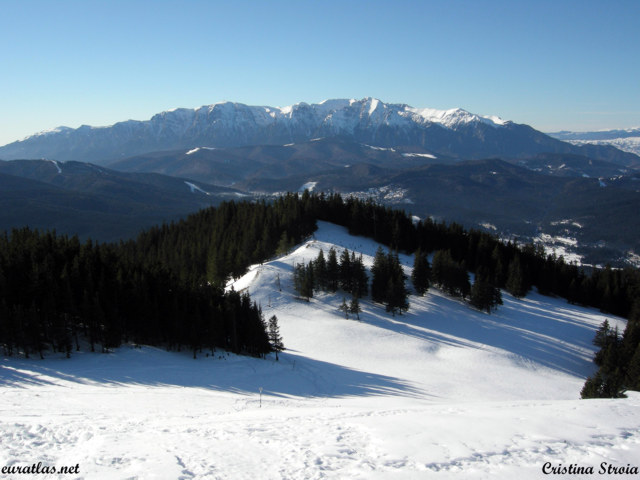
[625,343,640,391]
[371,247,389,304]
[351,253,369,298]
[411,249,430,295]
[293,263,314,301]
[293,263,305,298]
[386,275,409,316]
[593,319,615,349]
[506,255,528,298]
[326,247,339,292]
[385,252,409,316]
[432,250,469,298]
[276,231,292,256]
[349,296,362,320]
[268,315,284,361]
[339,297,349,319]
[313,249,328,291]
[339,248,352,293]
[469,273,502,314]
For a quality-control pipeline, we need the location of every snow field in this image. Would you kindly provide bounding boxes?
[1,221,639,479]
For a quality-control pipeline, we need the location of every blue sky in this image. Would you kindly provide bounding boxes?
[1,0,639,146]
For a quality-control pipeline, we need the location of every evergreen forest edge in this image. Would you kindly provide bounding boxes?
[0,191,638,398]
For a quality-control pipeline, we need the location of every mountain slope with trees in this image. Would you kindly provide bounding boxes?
[1,192,638,397]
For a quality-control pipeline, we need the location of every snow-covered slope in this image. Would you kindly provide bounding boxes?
[1,222,638,479]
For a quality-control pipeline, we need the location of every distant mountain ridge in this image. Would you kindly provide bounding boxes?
[1,98,638,167]
[548,128,640,157]
[0,159,242,241]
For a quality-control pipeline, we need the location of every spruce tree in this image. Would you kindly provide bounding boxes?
[411,249,430,295]
[268,315,284,361]
[339,297,349,319]
[386,276,409,316]
[326,247,339,292]
[371,247,389,304]
[339,249,352,293]
[351,253,369,298]
[385,252,409,315]
[469,272,502,314]
[506,255,529,298]
[349,296,362,320]
[313,249,328,291]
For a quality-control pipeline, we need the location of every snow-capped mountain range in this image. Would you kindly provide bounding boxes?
[1,98,638,166]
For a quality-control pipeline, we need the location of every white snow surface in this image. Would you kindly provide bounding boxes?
[2,221,639,479]
[48,159,62,174]
[402,152,437,159]
[184,181,210,195]
[185,147,216,155]
[299,181,317,193]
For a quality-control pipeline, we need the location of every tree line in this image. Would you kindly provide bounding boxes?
[0,228,276,359]
[1,190,638,396]
[0,193,316,359]
[293,245,409,317]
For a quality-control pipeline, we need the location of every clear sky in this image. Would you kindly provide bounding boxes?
[1,0,639,146]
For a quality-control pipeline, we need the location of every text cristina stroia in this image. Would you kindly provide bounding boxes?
[542,462,639,475]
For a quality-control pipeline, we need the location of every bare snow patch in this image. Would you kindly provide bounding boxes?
[299,181,317,192]
[48,159,62,174]
[347,185,413,204]
[184,181,210,195]
[401,152,437,159]
[186,146,216,155]
[363,144,396,152]
[535,234,582,264]
[551,219,583,229]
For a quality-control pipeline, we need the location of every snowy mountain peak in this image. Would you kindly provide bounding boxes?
[24,125,74,140]
[407,106,508,128]
[3,97,635,166]
[149,98,507,130]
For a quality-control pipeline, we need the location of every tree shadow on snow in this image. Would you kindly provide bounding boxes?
[361,290,605,378]
[0,347,431,399]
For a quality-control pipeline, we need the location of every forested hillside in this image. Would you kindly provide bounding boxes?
[1,192,638,396]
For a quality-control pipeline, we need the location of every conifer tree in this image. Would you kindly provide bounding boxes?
[339,248,352,293]
[506,255,529,298]
[326,247,339,292]
[293,263,314,301]
[351,253,369,298]
[625,343,640,391]
[432,250,470,298]
[469,272,502,314]
[268,315,284,361]
[386,275,409,316]
[339,297,349,319]
[371,247,389,304]
[313,249,328,291]
[411,249,430,295]
[349,296,362,320]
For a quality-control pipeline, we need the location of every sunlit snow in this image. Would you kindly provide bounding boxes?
[1,221,637,479]
[184,181,210,195]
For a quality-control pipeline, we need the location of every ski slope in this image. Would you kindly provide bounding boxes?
[1,221,639,479]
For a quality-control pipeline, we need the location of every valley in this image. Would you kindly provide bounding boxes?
[2,99,638,265]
